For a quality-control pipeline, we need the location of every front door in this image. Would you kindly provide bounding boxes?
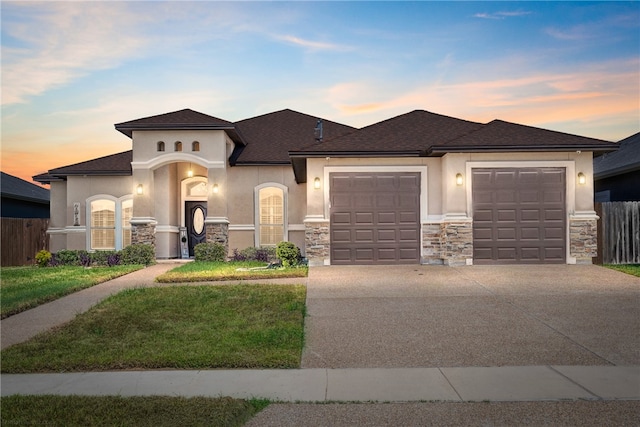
[185,201,207,257]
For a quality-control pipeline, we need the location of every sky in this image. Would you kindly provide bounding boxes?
[2,1,639,186]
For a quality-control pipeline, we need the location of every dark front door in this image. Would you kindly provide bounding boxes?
[185,201,207,257]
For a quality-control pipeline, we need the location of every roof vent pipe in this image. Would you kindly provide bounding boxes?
[314,119,323,142]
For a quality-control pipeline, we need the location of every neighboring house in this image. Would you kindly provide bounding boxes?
[593,132,640,202]
[1,171,50,218]
[34,108,617,266]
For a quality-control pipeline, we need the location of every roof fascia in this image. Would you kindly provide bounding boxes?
[288,150,424,158]
[428,144,619,155]
[594,164,640,180]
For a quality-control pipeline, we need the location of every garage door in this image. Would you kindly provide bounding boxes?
[472,168,566,264]
[330,172,421,265]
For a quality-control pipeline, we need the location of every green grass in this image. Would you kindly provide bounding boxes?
[0,265,142,319]
[604,264,640,277]
[156,261,308,283]
[1,284,306,373]
[1,395,269,427]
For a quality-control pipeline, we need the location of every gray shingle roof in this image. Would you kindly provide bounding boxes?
[594,132,640,179]
[34,151,133,184]
[233,109,356,164]
[1,171,50,204]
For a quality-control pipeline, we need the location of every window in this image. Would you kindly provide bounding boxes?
[88,196,133,251]
[256,185,286,246]
[192,141,200,151]
[157,141,165,152]
[175,141,182,151]
[91,199,115,250]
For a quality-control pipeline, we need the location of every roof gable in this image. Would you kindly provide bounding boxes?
[1,171,50,204]
[114,109,243,143]
[232,109,356,164]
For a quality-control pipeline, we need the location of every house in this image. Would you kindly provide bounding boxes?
[593,132,640,202]
[1,171,50,219]
[34,108,617,266]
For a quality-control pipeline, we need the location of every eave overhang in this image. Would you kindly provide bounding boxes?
[428,144,619,155]
[115,123,246,146]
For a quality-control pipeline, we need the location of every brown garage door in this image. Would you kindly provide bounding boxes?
[472,168,566,264]
[330,172,421,265]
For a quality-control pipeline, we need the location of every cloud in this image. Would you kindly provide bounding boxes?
[2,2,147,105]
[474,11,531,20]
[274,34,350,51]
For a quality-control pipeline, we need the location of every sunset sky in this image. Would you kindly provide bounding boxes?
[2,1,639,185]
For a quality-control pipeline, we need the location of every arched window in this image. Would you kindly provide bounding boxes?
[192,141,200,152]
[88,196,133,251]
[90,199,116,250]
[175,141,182,152]
[255,184,287,246]
[157,141,165,152]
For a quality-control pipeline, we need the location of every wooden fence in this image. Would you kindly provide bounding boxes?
[595,202,640,265]
[1,218,50,267]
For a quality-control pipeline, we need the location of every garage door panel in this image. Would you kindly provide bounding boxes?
[473,168,565,264]
[331,172,420,265]
[355,212,374,225]
[521,227,540,240]
[332,212,351,225]
[399,228,419,242]
[377,229,397,241]
[355,229,374,242]
[332,194,352,208]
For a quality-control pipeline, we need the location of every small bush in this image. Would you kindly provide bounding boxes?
[78,251,91,267]
[231,246,277,263]
[35,250,51,268]
[90,251,115,266]
[276,241,301,267]
[120,244,155,266]
[107,253,121,267]
[194,242,226,262]
[55,249,80,266]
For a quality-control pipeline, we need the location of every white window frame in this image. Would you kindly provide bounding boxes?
[254,183,288,247]
[86,194,134,251]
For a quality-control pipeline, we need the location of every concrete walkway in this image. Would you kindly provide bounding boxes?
[2,366,639,402]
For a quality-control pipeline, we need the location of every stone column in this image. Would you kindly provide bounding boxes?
[422,222,444,265]
[570,218,597,264]
[304,219,330,266]
[205,222,229,256]
[441,220,473,266]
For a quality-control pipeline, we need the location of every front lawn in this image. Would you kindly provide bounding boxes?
[1,395,269,427]
[156,261,308,283]
[605,264,640,277]
[1,284,306,373]
[0,265,142,319]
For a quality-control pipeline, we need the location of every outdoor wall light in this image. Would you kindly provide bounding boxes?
[577,172,586,185]
[456,173,464,186]
[187,169,193,178]
[136,184,144,195]
[212,183,219,194]
[314,177,321,190]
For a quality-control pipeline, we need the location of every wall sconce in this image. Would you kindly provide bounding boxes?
[212,183,219,194]
[187,169,193,178]
[314,177,321,190]
[136,184,144,195]
[456,173,464,186]
[577,172,586,185]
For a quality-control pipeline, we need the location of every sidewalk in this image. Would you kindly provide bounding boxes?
[2,366,639,402]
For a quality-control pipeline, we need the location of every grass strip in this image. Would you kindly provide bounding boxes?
[0,265,142,319]
[156,261,308,283]
[1,395,269,427]
[1,284,306,373]
[604,264,640,277]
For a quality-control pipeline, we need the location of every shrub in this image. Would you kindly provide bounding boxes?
[194,242,226,262]
[276,241,301,267]
[78,250,91,267]
[35,250,51,268]
[230,246,278,263]
[107,252,122,267]
[55,249,80,266]
[120,244,155,266]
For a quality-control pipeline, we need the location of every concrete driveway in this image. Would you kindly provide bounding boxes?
[301,264,640,368]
